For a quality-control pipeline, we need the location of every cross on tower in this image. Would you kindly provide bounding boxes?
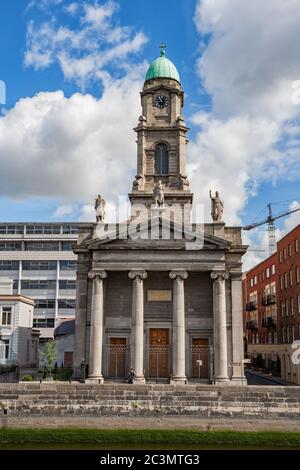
[160,43,166,56]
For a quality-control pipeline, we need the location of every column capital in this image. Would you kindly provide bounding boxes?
[169,270,188,280]
[128,270,147,280]
[88,270,107,280]
[229,271,243,281]
[211,270,230,281]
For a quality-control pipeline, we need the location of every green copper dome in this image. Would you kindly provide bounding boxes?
[145,44,180,83]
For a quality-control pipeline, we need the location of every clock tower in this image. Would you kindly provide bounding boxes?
[129,45,193,221]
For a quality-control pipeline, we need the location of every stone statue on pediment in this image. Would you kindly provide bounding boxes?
[154,180,165,207]
[209,190,224,222]
[95,194,106,222]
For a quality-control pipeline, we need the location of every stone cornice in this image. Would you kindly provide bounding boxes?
[0,295,35,306]
[229,271,243,281]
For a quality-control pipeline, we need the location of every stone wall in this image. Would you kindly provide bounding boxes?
[0,383,299,421]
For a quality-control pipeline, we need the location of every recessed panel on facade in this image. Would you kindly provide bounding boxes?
[147,290,172,302]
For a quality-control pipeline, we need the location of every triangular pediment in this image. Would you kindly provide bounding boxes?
[85,217,231,251]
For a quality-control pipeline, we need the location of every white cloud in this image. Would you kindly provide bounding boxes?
[0,67,144,205]
[53,204,75,218]
[190,0,300,226]
[24,0,148,88]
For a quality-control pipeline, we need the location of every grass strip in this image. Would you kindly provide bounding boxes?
[0,429,300,447]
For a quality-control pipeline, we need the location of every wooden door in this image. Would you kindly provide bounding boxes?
[148,329,169,378]
[109,338,126,378]
[64,351,73,368]
[191,338,209,379]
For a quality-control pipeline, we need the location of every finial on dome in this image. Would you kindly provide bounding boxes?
[160,42,166,57]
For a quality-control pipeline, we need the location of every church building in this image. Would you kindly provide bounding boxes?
[73,46,248,385]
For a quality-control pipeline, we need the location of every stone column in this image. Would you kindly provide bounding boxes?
[169,270,188,384]
[231,272,247,384]
[87,271,107,383]
[128,270,147,383]
[211,271,230,384]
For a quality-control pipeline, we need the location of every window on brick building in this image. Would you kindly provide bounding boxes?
[280,275,283,290]
[271,283,276,295]
[291,298,294,316]
[288,244,292,256]
[250,278,253,287]
[298,295,300,314]
[282,327,285,343]
[279,251,282,263]
[281,300,286,316]
[254,275,257,285]
[290,269,293,287]
[266,268,270,278]
[268,332,272,344]
[296,266,299,284]
[274,332,278,344]
[284,272,288,288]
[286,300,289,316]
[271,264,275,275]
[292,325,295,342]
[295,239,299,253]
[287,326,290,343]
[284,247,287,260]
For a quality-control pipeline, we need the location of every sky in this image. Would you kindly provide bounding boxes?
[0,0,300,269]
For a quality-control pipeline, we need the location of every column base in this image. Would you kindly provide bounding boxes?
[230,376,247,386]
[170,376,187,385]
[85,376,104,384]
[214,377,230,385]
[133,376,145,384]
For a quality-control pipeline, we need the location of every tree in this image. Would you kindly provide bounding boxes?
[41,340,57,378]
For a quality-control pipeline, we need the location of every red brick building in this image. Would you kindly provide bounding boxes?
[277,226,300,344]
[243,224,300,384]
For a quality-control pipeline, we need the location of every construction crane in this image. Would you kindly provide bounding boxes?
[243,203,300,255]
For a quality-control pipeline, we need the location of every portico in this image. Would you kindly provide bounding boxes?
[77,244,243,385]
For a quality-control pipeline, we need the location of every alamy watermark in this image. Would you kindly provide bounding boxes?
[291,340,300,365]
[94,198,205,250]
[291,80,300,105]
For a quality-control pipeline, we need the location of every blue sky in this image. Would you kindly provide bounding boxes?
[0,0,300,267]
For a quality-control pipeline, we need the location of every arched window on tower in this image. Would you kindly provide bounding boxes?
[155,144,169,174]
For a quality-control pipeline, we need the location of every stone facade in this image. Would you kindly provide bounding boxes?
[73,53,247,385]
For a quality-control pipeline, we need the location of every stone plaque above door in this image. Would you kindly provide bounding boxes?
[147,290,172,302]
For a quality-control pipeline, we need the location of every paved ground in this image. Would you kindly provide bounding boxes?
[2,415,300,431]
[245,370,290,386]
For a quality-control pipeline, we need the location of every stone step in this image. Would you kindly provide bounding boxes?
[0,383,299,421]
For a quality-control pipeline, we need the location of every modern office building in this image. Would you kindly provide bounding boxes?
[0,223,83,339]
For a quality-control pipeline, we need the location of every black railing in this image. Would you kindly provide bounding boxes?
[246,301,257,311]
[262,317,276,328]
[246,320,258,330]
[262,294,276,306]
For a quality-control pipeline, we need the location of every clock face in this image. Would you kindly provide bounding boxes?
[154,95,169,109]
